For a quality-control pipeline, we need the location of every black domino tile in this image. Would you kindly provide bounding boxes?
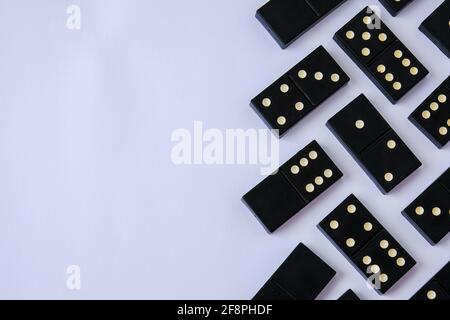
[287,46,350,106]
[379,0,415,16]
[334,6,428,103]
[305,0,347,16]
[251,75,314,137]
[409,76,450,148]
[326,95,390,154]
[256,0,347,49]
[411,281,450,300]
[253,281,295,300]
[435,261,450,293]
[419,0,450,58]
[279,141,343,203]
[254,243,336,300]
[327,94,421,194]
[318,194,383,257]
[411,262,450,300]
[242,172,306,233]
[243,140,343,233]
[440,168,450,190]
[251,46,349,138]
[318,195,416,294]
[351,229,415,294]
[403,168,450,245]
[359,129,422,193]
[367,40,428,103]
[335,8,396,66]
[338,289,361,300]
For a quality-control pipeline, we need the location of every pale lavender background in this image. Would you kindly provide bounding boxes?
[0,0,448,299]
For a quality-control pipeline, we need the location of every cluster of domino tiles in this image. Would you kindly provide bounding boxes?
[246,0,450,300]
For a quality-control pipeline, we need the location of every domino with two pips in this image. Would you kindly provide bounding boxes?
[327,94,421,194]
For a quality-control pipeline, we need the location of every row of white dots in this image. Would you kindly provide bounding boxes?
[415,206,449,217]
